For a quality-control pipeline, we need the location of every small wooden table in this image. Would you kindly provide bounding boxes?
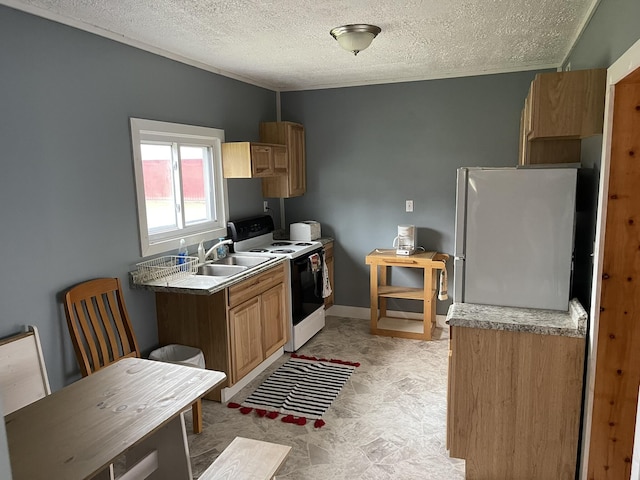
[365,250,448,340]
[5,357,226,480]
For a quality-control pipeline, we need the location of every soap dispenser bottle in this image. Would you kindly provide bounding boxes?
[177,238,188,265]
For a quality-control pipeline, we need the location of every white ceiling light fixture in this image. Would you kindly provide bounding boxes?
[330,24,381,56]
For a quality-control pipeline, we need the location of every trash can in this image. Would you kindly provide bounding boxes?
[149,344,205,369]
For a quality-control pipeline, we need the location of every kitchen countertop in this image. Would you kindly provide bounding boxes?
[446,298,587,338]
[130,256,287,296]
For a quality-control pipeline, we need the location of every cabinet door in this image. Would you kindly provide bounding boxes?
[228,296,263,384]
[261,283,287,358]
[528,69,606,139]
[250,144,273,177]
[287,123,306,197]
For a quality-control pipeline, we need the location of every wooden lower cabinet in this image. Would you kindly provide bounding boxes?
[228,296,263,382]
[155,262,287,401]
[261,284,287,357]
[323,241,334,309]
[447,326,585,480]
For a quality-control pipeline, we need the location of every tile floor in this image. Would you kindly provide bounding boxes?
[186,315,465,479]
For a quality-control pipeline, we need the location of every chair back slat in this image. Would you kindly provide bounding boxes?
[64,278,140,376]
[74,298,104,375]
[0,326,51,415]
[105,288,135,356]
[95,291,121,360]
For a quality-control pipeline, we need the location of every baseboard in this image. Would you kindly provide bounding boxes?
[220,348,284,403]
[326,305,448,329]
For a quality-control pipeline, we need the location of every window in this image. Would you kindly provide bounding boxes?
[130,118,228,257]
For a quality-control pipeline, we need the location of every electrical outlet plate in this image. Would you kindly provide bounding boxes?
[263,201,269,212]
[406,200,414,212]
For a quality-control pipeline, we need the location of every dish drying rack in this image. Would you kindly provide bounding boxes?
[133,256,198,284]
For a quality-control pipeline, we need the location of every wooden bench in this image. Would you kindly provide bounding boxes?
[199,437,291,480]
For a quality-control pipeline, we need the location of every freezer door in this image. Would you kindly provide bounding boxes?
[454,168,468,258]
[463,168,577,311]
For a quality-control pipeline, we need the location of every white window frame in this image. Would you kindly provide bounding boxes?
[130,118,229,257]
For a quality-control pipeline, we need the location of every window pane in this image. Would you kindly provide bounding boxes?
[180,145,212,225]
[140,144,177,232]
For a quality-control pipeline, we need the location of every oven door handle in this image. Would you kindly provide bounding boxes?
[293,248,324,266]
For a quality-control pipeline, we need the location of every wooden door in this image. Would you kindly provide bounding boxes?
[584,59,640,479]
[228,297,263,383]
[261,283,286,358]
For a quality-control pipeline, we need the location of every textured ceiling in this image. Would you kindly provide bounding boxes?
[3,0,598,91]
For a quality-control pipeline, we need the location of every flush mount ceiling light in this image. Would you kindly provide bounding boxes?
[330,24,381,56]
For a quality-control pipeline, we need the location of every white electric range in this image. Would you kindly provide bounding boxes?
[228,215,326,351]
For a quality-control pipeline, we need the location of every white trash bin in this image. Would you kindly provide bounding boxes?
[149,344,205,369]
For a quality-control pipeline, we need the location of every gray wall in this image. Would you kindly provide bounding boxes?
[280,72,540,314]
[563,0,640,312]
[563,0,640,72]
[0,5,276,392]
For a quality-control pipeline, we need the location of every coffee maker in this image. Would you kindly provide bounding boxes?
[393,224,416,255]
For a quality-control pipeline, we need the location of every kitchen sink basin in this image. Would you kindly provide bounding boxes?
[197,264,248,277]
[213,254,271,267]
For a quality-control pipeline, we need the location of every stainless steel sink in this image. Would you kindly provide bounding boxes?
[213,254,271,267]
[197,264,248,277]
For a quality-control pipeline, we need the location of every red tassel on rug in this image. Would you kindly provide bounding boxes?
[281,414,307,425]
[227,402,241,409]
[282,414,296,424]
[256,409,267,417]
[314,419,326,428]
[266,411,279,419]
[239,407,253,415]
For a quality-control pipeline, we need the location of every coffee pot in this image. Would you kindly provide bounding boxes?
[393,224,416,255]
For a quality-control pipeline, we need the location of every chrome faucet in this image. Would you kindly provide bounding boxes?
[204,238,233,261]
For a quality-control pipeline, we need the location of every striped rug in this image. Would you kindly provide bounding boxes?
[234,355,356,425]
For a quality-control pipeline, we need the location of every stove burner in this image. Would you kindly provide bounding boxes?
[271,241,292,246]
[271,249,295,254]
[295,242,313,246]
[248,248,270,253]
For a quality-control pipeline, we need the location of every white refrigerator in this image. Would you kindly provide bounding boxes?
[453,167,577,311]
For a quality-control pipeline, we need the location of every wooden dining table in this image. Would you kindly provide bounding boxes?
[5,357,226,480]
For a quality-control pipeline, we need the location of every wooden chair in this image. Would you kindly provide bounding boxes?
[0,325,51,415]
[64,277,203,434]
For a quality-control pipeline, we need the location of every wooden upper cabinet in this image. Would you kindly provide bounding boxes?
[520,68,606,165]
[222,142,287,178]
[259,121,306,198]
[526,68,606,139]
